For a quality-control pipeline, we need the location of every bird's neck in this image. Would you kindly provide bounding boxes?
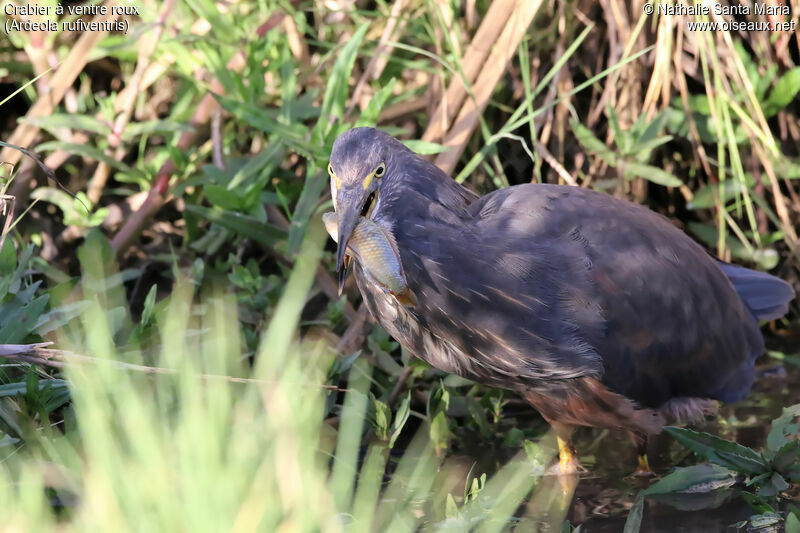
[382,153,477,219]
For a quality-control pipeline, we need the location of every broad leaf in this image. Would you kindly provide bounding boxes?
[664,427,767,475]
[388,391,410,449]
[763,67,800,117]
[183,205,285,248]
[642,463,738,496]
[623,162,683,187]
[766,403,800,456]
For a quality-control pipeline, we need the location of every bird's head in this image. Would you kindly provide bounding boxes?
[328,127,409,288]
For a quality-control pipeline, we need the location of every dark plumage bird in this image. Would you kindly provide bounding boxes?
[327,127,796,472]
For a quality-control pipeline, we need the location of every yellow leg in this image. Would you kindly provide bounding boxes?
[635,453,654,477]
[556,436,577,474]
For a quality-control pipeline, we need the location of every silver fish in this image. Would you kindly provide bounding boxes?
[323,212,417,306]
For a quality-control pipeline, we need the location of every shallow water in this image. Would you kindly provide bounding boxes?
[446,342,800,532]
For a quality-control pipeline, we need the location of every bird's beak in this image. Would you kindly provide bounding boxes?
[335,191,364,290]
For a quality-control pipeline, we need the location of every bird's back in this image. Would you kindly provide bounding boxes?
[380,181,778,408]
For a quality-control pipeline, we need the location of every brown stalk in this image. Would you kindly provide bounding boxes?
[421,0,515,144]
[642,12,674,116]
[283,13,310,63]
[433,0,543,175]
[335,305,372,355]
[0,194,15,253]
[86,0,177,204]
[535,142,576,186]
[0,342,348,391]
[673,25,713,181]
[377,96,428,123]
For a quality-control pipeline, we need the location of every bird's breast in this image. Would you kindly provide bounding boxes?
[353,263,479,379]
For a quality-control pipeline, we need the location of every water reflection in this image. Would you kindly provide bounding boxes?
[449,352,800,531]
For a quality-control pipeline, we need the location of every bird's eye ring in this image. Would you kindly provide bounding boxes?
[375,162,386,177]
[328,164,334,175]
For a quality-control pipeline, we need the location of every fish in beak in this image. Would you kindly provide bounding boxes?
[323,212,417,307]
[333,187,379,294]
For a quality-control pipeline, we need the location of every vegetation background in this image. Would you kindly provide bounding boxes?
[0,0,799,531]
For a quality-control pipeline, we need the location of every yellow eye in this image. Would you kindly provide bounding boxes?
[328,164,334,175]
[375,162,386,177]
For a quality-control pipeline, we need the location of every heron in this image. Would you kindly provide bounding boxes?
[326,127,795,473]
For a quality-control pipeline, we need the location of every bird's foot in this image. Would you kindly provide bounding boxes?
[633,453,655,478]
[549,436,585,475]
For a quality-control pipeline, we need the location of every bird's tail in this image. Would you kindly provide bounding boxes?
[718,262,795,321]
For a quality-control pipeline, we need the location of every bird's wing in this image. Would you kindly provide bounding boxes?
[390,183,762,406]
[386,185,607,387]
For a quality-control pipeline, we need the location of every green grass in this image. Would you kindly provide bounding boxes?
[0,234,549,531]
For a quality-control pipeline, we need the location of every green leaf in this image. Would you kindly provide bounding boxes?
[429,411,450,455]
[23,114,111,136]
[215,96,316,158]
[687,178,753,210]
[0,290,49,343]
[503,427,524,447]
[634,110,670,148]
[740,492,776,514]
[30,188,89,226]
[36,141,134,174]
[465,473,486,502]
[140,284,157,327]
[287,172,327,257]
[0,237,15,276]
[314,23,369,142]
[523,440,547,473]
[623,162,683,187]
[642,463,738,496]
[763,67,800,117]
[445,494,460,520]
[747,471,772,488]
[427,381,450,415]
[0,379,68,398]
[772,441,800,481]
[120,120,195,141]
[204,185,247,211]
[227,142,285,192]
[572,120,618,165]
[664,427,767,475]
[688,222,779,270]
[1,244,33,297]
[25,368,38,403]
[356,78,397,127]
[370,393,391,441]
[771,472,789,492]
[786,510,800,533]
[402,140,449,155]
[388,391,410,449]
[622,495,644,533]
[631,135,672,158]
[183,205,285,248]
[607,105,628,152]
[465,396,490,436]
[766,403,800,456]
[687,94,711,115]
